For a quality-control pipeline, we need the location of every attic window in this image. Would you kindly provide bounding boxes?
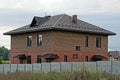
[30,18,37,27]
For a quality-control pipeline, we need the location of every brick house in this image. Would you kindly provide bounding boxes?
[108,51,120,61]
[4,14,116,64]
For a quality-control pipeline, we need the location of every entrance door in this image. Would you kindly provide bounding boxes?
[64,55,67,62]
[27,55,31,64]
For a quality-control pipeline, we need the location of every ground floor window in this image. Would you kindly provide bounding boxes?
[85,56,88,61]
[64,55,67,62]
[37,55,42,63]
[27,55,31,64]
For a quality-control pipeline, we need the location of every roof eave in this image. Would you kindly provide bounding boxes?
[3,27,116,36]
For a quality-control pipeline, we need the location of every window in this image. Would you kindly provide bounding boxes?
[85,36,88,47]
[37,55,42,63]
[73,54,78,59]
[96,37,101,48]
[27,36,32,46]
[64,55,67,62]
[76,46,80,51]
[27,55,31,64]
[37,35,42,46]
[85,56,88,61]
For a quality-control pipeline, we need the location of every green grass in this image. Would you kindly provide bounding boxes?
[0,71,120,80]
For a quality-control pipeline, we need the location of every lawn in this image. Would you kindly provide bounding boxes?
[0,71,119,80]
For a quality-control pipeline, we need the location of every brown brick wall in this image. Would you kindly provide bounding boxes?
[52,31,108,53]
[10,31,108,64]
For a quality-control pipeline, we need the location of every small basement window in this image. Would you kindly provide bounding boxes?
[73,54,78,59]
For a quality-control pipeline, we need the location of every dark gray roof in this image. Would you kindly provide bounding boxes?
[108,51,120,59]
[4,14,116,35]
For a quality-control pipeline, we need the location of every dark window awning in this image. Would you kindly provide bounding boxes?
[13,54,26,59]
[42,54,59,59]
[91,55,105,61]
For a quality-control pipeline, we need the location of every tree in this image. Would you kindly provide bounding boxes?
[0,46,10,60]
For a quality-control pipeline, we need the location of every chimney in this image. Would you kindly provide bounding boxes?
[72,15,77,23]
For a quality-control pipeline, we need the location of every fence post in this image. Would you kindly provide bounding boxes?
[24,64,26,72]
[41,63,42,73]
[3,64,4,74]
[96,61,98,80]
[10,64,11,73]
[50,63,51,72]
[71,62,73,72]
[32,64,33,73]
[111,61,113,74]
[60,62,62,72]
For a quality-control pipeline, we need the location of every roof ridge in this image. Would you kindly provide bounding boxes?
[52,14,65,27]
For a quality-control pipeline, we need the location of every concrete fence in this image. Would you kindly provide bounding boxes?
[0,61,120,75]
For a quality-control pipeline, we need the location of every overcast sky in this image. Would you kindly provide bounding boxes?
[0,0,120,51]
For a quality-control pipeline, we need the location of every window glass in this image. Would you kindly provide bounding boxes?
[73,54,78,59]
[76,46,80,51]
[27,36,32,46]
[64,55,67,62]
[37,55,42,63]
[37,35,42,46]
[85,36,88,47]
[96,37,101,48]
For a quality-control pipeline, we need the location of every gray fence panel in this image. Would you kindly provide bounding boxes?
[97,61,111,73]
[26,64,33,72]
[33,64,41,73]
[4,64,10,74]
[10,64,18,72]
[0,65,3,73]
[112,61,120,75]
[84,62,96,71]
[0,61,120,75]
[51,62,60,72]
[73,62,83,71]
[41,63,50,72]
[61,62,72,72]
[18,64,25,71]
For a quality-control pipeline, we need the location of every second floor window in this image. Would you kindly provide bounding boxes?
[76,46,80,51]
[96,37,101,48]
[27,36,32,46]
[85,36,88,47]
[37,35,42,46]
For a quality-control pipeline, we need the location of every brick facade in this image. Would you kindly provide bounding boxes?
[10,31,108,64]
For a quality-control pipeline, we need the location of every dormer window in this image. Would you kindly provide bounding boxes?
[30,16,49,27]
